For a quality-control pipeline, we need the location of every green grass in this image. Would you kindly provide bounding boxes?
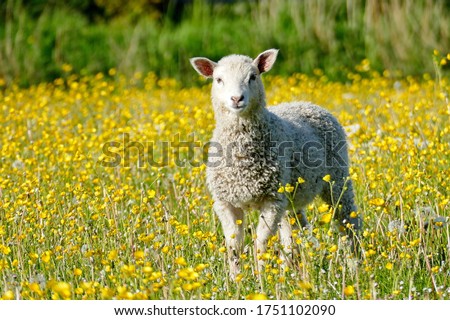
[0,0,449,86]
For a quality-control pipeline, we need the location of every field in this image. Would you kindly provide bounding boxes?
[0,53,449,300]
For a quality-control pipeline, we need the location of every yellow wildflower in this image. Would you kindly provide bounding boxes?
[52,282,72,299]
[246,293,267,300]
[329,244,338,253]
[344,285,355,297]
[175,257,187,266]
[369,198,385,206]
[320,213,333,224]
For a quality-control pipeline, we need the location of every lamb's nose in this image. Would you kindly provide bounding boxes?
[231,95,244,104]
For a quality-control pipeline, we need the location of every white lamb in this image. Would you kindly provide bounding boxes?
[190,49,361,277]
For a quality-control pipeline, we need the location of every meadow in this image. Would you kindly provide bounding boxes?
[0,52,449,300]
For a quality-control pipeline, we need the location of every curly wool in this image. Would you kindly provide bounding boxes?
[206,101,354,215]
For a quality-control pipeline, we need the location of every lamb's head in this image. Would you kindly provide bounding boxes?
[190,49,278,115]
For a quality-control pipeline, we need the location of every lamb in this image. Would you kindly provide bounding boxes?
[190,49,361,277]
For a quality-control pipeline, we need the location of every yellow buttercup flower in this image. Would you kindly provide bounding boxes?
[246,293,267,300]
[318,203,330,213]
[175,257,187,266]
[285,183,295,193]
[320,213,333,224]
[329,244,338,253]
[299,281,313,290]
[73,268,83,276]
[369,198,385,206]
[344,285,355,297]
[52,282,72,299]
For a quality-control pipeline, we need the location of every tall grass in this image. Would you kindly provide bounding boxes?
[0,0,449,86]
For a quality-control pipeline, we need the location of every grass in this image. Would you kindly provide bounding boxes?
[0,51,449,299]
[0,0,449,86]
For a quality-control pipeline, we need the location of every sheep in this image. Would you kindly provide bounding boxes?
[190,49,361,277]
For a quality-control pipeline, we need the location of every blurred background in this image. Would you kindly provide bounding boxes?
[0,0,449,86]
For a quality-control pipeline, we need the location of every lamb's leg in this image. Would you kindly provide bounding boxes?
[214,200,245,278]
[279,217,293,267]
[321,178,361,252]
[255,201,285,272]
[335,179,361,231]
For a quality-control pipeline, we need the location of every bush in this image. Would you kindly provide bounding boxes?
[0,0,449,86]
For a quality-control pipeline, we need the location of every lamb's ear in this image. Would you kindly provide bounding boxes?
[190,57,217,78]
[253,49,279,74]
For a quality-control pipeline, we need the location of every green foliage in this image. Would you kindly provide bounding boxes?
[0,0,449,86]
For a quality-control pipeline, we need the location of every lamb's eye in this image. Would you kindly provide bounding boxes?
[249,74,256,82]
[216,77,223,84]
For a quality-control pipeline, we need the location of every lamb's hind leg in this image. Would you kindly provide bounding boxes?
[321,178,362,251]
[214,200,244,278]
[279,217,293,265]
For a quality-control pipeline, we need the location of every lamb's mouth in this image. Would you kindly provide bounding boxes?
[229,103,247,112]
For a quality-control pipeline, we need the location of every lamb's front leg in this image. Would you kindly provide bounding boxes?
[255,200,286,273]
[214,200,244,278]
